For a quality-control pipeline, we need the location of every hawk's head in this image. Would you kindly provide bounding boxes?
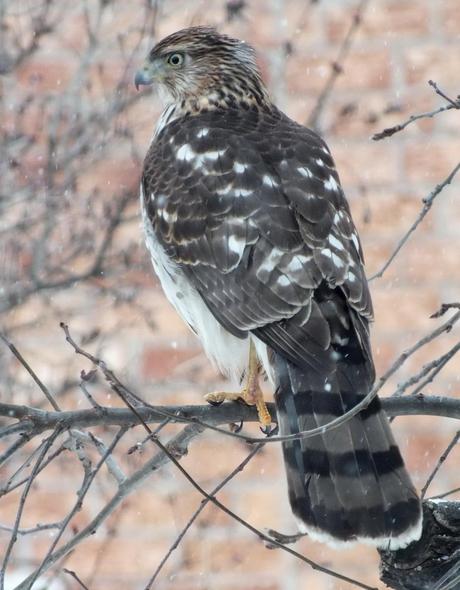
[135,26,269,107]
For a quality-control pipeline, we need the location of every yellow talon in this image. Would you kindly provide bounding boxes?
[204,341,272,429]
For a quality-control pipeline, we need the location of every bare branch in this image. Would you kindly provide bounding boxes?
[0,333,61,411]
[373,79,460,141]
[1,395,460,443]
[0,522,61,537]
[62,569,90,590]
[421,430,460,500]
[307,0,370,130]
[25,427,127,589]
[392,341,460,399]
[0,428,62,590]
[430,303,460,318]
[369,163,460,280]
[428,80,460,108]
[12,424,204,590]
[372,103,457,141]
[111,381,378,590]
[143,442,265,588]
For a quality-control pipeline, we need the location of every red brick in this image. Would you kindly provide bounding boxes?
[287,48,391,96]
[404,138,460,183]
[363,1,429,38]
[354,189,435,238]
[372,286,440,334]
[441,0,460,36]
[404,44,460,86]
[327,1,429,42]
[16,57,76,92]
[200,537,283,574]
[285,52,335,94]
[180,434,279,481]
[331,140,397,187]
[141,346,198,380]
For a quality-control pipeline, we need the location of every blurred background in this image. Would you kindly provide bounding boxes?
[1,0,459,588]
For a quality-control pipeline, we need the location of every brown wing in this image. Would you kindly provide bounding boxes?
[141,105,373,374]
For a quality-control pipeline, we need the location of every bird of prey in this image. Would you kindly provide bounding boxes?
[135,26,422,548]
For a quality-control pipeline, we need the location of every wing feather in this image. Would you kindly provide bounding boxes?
[142,107,373,372]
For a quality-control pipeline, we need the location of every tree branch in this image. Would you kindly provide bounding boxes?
[369,163,460,280]
[379,501,460,590]
[307,0,370,130]
[1,395,459,442]
[372,79,460,141]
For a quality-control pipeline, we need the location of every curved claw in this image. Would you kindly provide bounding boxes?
[259,422,279,437]
[260,423,274,436]
[230,420,243,433]
[206,397,224,407]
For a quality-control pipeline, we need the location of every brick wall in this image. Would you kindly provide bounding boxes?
[1,1,459,589]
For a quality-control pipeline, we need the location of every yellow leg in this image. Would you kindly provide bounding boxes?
[204,341,272,429]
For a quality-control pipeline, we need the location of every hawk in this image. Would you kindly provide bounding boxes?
[135,27,422,548]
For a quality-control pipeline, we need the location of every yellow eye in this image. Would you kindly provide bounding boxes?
[167,52,184,67]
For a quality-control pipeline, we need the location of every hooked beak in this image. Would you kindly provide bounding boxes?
[134,61,158,91]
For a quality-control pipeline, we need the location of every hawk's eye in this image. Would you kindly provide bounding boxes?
[166,52,184,67]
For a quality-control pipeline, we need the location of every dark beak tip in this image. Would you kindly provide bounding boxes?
[134,71,143,91]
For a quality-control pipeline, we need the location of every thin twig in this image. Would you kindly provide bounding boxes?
[264,528,306,547]
[389,308,460,389]
[0,428,62,590]
[56,323,413,446]
[421,430,460,500]
[372,103,456,141]
[116,395,377,590]
[373,79,460,140]
[0,522,61,536]
[409,342,460,397]
[1,394,460,444]
[392,341,460,398]
[369,163,460,280]
[0,434,31,468]
[307,0,370,129]
[430,486,460,501]
[0,333,61,411]
[0,443,68,498]
[13,424,204,590]
[54,328,378,589]
[62,569,90,590]
[143,443,264,588]
[26,427,127,589]
[428,80,460,108]
[431,303,460,318]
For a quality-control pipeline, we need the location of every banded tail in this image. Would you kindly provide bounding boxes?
[274,352,422,549]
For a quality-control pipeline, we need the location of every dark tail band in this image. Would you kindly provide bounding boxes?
[274,354,422,548]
